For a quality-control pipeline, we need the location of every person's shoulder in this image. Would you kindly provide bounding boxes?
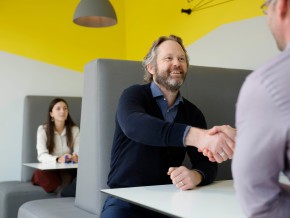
[37,124,46,131]
[182,97,205,117]
[122,83,149,95]
[124,83,147,91]
[182,97,199,109]
[250,50,290,81]
[71,126,80,132]
[37,124,47,136]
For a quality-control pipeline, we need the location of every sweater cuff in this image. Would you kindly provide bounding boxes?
[182,126,191,146]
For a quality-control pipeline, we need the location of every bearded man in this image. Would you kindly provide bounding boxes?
[101,35,234,218]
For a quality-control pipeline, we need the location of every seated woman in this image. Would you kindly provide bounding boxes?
[31,97,80,196]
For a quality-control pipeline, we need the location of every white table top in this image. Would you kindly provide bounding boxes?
[23,162,78,170]
[101,180,245,218]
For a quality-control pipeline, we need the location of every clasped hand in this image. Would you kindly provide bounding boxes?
[57,154,78,163]
[198,125,236,163]
[167,166,202,191]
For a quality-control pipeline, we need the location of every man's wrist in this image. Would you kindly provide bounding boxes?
[192,169,204,186]
[185,127,204,149]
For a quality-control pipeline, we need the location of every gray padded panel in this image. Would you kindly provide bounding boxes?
[75,59,144,215]
[18,198,97,218]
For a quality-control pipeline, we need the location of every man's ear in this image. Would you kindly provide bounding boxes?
[277,0,289,19]
[147,64,155,75]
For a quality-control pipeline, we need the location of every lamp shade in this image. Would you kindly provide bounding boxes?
[73,0,117,27]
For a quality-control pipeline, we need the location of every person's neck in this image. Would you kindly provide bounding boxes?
[157,84,179,108]
[54,122,65,134]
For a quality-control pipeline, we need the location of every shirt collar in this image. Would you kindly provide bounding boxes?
[54,127,66,136]
[150,82,183,104]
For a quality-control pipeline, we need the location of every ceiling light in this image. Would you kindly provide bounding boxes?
[73,0,117,28]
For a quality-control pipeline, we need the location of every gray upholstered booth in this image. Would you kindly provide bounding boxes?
[0,96,81,218]
[18,59,251,218]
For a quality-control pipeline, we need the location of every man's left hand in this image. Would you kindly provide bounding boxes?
[167,166,202,191]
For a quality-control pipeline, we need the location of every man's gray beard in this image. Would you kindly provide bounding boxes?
[155,74,184,92]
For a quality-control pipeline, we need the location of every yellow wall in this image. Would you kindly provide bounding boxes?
[0,0,125,72]
[0,0,264,72]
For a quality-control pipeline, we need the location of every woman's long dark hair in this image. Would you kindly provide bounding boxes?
[45,98,76,154]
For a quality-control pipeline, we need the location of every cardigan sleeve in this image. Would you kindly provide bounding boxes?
[117,85,188,147]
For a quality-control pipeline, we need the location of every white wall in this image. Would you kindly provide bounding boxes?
[187,16,280,70]
[0,51,83,181]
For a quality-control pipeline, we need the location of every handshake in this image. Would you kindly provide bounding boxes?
[185,125,236,163]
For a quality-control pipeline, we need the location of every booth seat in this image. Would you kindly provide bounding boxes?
[18,59,251,217]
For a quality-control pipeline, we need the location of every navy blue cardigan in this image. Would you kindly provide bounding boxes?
[107,83,217,188]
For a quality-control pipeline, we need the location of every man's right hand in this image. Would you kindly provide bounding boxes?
[185,126,235,163]
[199,125,237,162]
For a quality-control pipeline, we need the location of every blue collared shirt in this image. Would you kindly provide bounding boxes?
[150,82,190,145]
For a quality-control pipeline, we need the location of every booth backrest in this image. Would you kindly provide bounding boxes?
[21,96,82,182]
[75,59,251,216]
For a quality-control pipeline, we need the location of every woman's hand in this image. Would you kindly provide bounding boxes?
[71,154,78,163]
[56,154,72,163]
